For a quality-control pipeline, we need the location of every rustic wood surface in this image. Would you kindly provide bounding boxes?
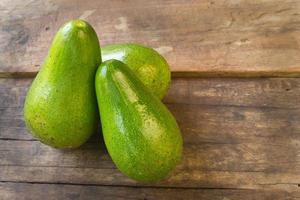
[0,78,300,199]
[0,183,297,200]
[1,0,300,199]
[1,0,300,77]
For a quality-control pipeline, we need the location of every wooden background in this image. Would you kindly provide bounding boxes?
[1,0,300,77]
[0,0,300,199]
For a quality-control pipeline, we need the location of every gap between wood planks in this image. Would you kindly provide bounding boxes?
[0,180,251,190]
[1,71,300,78]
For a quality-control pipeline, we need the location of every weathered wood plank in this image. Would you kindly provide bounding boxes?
[0,0,300,77]
[1,165,300,191]
[1,130,300,172]
[166,78,300,108]
[0,78,300,192]
[1,182,297,200]
[1,78,300,140]
[1,137,300,188]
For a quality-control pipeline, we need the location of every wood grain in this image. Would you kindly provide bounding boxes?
[1,0,300,77]
[1,182,298,200]
[1,78,300,140]
[2,183,298,200]
[0,78,300,199]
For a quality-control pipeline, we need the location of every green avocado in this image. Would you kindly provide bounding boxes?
[101,44,171,99]
[95,59,183,182]
[24,20,101,148]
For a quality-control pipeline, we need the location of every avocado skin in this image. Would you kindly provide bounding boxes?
[95,59,183,182]
[24,20,101,148]
[101,44,171,99]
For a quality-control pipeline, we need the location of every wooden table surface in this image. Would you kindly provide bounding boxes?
[1,0,300,200]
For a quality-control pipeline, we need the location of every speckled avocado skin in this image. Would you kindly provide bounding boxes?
[101,44,171,99]
[24,20,101,148]
[95,59,182,182]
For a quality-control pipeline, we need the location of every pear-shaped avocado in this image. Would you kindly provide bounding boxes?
[101,44,170,99]
[95,59,182,182]
[24,20,101,148]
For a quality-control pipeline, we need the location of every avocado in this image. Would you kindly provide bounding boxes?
[24,20,101,148]
[95,59,182,182]
[101,44,171,99]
